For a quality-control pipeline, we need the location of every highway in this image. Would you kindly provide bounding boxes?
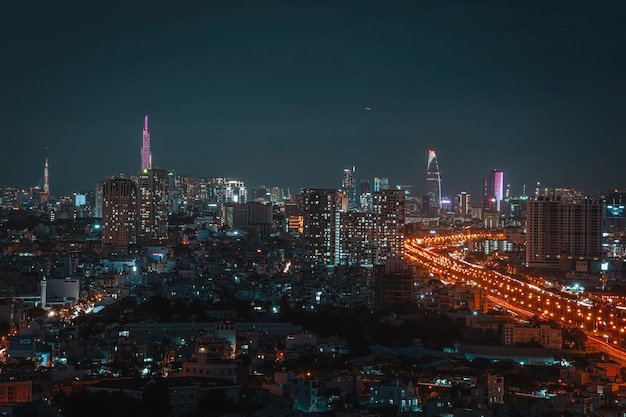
[404,232,626,364]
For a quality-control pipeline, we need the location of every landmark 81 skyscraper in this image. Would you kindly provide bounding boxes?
[426,149,442,211]
[141,115,152,170]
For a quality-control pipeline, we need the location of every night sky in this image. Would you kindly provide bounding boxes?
[2,0,626,199]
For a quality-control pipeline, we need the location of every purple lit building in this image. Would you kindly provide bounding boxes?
[483,169,503,212]
[140,115,152,170]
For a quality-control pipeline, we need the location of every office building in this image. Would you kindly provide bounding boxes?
[341,166,357,211]
[373,176,389,192]
[426,149,442,211]
[483,169,503,212]
[232,202,273,240]
[456,192,471,215]
[603,189,626,231]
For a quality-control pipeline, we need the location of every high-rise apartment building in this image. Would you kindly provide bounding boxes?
[374,259,414,311]
[371,189,406,265]
[526,195,603,268]
[296,187,405,268]
[339,211,373,265]
[136,168,169,245]
[101,178,137,247]
[299,189,343,267]
[426,149,442,211]
[483,169,503,212]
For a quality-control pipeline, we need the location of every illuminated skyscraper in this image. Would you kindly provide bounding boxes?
[373,177,389,192]
[483,169,504,212]
[456,192,471,215]
[299,189,343,267]
[101,178,137,247]
[426,149,442,210]
[136,168,169,244]
[141,115,152,170]
[341,166,357,211]
[526,195,603,268]
[604,189,626,231]
[371,189,406,265]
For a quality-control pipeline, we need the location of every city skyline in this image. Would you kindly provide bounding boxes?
[2,1,626,198]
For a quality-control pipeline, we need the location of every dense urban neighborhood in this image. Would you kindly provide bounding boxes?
[0,175,624,417]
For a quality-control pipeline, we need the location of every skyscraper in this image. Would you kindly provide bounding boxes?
[373,177,389,192]
[141,115,152,170]
[371,189,406,265]
[136,168,169,245]
[426,149,442,211]
[101,178,137,247]
[525,195,603,269]
[603,189,626,231]
[456,192,471,215]
[298,189,343,267]
[483,169,504,212]
[341,166,357,211]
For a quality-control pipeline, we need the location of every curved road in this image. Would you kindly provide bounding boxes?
[404,233,626,366]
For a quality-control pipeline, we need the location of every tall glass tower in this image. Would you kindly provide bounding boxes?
[341,166,357,211]
[426,149,442,210]
[483,169,504,212]
[141,115,152,170]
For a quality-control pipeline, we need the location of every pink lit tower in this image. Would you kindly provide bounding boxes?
[141,115,152,170]
[42,147,50,202]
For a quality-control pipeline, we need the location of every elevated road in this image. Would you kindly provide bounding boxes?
[405,232,626,364]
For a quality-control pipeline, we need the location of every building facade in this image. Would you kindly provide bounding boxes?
[503,323,562,349]
[456,191,471,216]
[299,189,343,267]
[483,169,503,212]
[371,189,406,265]
[341,166,357,211]
[136,168,169,245]
[101,178,137,247]
[526,195,603,268]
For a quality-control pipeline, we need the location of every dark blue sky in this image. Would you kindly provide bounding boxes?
[2,0,625,199]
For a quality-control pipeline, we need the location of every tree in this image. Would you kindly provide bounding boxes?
[193,390,238,417]
[137,296,173,322]
[562,326,587,350]
[61,389,140,417]
[141,378,170,417]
